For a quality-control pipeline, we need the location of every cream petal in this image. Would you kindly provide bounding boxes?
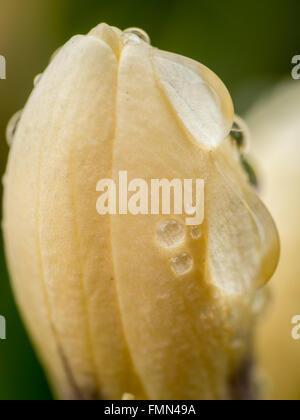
[3,33,144,400]
[153,49,234,149]
[206,142,279,295]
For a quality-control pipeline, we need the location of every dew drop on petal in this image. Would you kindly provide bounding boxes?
[157,220,185,248]
[123,27,151,44]
[190,226,202,240]
[6,110,22,147]
[34,73,42,87]
[171,253,194,275]
[122,32,142,46]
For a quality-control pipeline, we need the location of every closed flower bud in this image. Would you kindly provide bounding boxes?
[3,23,279,400]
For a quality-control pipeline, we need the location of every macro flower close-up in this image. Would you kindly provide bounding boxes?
[0,0,299,404]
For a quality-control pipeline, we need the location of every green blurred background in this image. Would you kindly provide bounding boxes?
[0,0,299,400]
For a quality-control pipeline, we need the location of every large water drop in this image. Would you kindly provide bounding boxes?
[123,27,151,44]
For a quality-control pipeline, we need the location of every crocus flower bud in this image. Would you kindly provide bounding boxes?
[3,23,279,400]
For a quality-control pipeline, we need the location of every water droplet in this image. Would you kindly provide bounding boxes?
[157,220,185,248]
[171,253,193,275]
[190,226,202,240]
[123,27,151,44]
[6,110,22,147]
[34,73,42,87]
[122,32,142,46]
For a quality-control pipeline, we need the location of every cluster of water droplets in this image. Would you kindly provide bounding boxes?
[156,219,203,276]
